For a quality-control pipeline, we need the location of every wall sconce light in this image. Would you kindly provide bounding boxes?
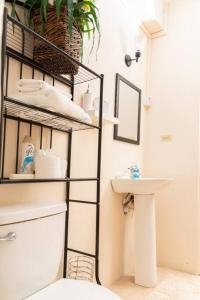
[125,50,141,67]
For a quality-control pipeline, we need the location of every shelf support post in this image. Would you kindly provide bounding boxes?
[63,74,74,279]
[0,9,7,180]
[95,74,104,285]
[63,129,72,278]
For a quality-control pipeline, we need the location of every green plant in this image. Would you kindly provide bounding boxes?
[73,0,100,57]
[11,0,100,58]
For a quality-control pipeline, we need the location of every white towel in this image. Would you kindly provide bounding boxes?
[16,79,72,99]
[12,80,91,123]
[17,79,48,93]
[65,100,92,123]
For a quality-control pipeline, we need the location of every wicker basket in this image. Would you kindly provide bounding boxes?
[33,6,81,75]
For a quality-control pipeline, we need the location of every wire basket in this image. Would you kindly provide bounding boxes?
[67,256,94,282]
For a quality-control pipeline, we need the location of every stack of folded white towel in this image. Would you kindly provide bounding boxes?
[12,79,92,124]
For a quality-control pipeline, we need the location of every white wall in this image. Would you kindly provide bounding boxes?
[144,0,200,274]
[0,0,149,287]
[123,0,162,24]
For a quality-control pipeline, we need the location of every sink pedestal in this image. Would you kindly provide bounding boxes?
[111,177,172,288]
[134,194,157,287]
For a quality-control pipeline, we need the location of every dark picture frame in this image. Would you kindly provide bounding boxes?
[114,73,141,145]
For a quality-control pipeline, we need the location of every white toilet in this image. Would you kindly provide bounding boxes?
[0,202,120,300]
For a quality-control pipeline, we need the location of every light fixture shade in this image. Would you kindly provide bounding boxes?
[134,32,147,52]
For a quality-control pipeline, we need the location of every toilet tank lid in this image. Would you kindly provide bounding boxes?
[0,202,67,225]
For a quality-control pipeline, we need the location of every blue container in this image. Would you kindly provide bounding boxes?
[130,164,140,179]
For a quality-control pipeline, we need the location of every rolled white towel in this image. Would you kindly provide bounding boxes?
[16,79,72,100]
[17,79,48,93]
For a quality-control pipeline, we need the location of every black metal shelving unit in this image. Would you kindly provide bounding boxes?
[1,8,104,284]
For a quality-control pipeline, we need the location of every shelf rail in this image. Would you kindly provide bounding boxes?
[6,11,101,85]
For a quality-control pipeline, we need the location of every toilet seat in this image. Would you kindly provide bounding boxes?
[25,279,121,300]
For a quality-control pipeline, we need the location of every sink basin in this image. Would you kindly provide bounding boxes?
[111,176,172,288]
[112,177,173,195]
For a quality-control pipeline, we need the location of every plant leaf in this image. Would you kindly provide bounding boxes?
[82,1,99,11]
[87,7,100,33]
[55,0,63,18]
[86,15,96,55]
[67,0,74,39]
[11,0,16,19]
[41,0,48,22]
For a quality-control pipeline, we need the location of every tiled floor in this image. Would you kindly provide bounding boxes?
[110,268,200,300]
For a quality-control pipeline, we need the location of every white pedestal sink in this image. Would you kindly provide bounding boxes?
[111,177,172,288]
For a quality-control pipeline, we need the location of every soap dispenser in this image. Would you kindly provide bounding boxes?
[129,164,140,179]
[82,85,93,111]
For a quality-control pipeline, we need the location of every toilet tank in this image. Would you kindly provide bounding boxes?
[0,202,67,300]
